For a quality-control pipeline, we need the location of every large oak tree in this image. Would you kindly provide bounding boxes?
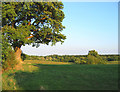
[2,2,66,63]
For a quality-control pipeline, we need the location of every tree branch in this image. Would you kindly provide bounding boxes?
[39,17,46,21]
[26,17,46,39]
[28,22,31,25]
[26,35,34,39]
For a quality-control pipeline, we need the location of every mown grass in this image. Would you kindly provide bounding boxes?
[2,60,118,90]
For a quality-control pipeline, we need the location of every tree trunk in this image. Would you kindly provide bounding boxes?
[14,47,23,64]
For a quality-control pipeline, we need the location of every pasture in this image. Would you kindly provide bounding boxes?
[2,60,118,90]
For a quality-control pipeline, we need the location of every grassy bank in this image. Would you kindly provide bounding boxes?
[2,60,118,90]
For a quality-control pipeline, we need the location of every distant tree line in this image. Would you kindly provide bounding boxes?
[21,50,119,64]
[100,55,118,61]
[2,48,119,71]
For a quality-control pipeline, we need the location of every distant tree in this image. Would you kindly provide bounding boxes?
[80,57,85,60]
[39,56,45,61]
[88,50,99,57]
[2,2,66,65]
[75,59,86,64]
[74,58,80,64]
[52,57,57,61]
[60,57,64,62]
[107,56,118,61]
[45,56,52,61]
[21,53,29,61]
[87,50,106,64]
[87,55,97,64]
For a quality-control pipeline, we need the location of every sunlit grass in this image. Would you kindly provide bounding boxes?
[23,60,72,65]
[106,61,120,64]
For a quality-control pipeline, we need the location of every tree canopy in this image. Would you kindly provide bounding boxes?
[2,2,66,49]
[2,1,66,64]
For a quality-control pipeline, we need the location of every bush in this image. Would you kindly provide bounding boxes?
[87,50,106,64]
[21,53,28,61]
[87,55,99,64]
[81,60,87,64]
[75,60,87,64]
[75,60,80,64]
[87,55,106,64]
[2,49,18,70]
[2,35,18,70]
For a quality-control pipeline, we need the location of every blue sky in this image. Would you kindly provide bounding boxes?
[21,2,118,56]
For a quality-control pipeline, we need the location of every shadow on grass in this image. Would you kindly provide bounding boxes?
[8,64,73,90]
[33,63,72,67]
[8,65,48,90]
[7,64,118,90]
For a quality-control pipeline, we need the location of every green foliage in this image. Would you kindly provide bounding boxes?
[107,56,118,61]
[87,50,106,64]
[88,50,99,57]
[2,33,18,70]
[45,56,52,61]
[39,56,45,60]
[75,60,87,64]
[2,48,18,70]
[87,55,98,64]
[100,55,119,61]
[74,57,87,64]
[19,50,119,65]
[2,35,11,61]
[22,55,42,60]
[21,53,29,61]
[2,2,66,49]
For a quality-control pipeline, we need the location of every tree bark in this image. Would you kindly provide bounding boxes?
[14,47,23,64]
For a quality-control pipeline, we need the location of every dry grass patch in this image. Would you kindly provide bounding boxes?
[24,60,72,65]
[106,61,120,64]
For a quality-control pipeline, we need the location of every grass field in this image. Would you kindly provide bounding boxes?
[2,60,118,90]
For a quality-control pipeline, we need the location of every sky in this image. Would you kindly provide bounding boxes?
[21,2,118,56]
